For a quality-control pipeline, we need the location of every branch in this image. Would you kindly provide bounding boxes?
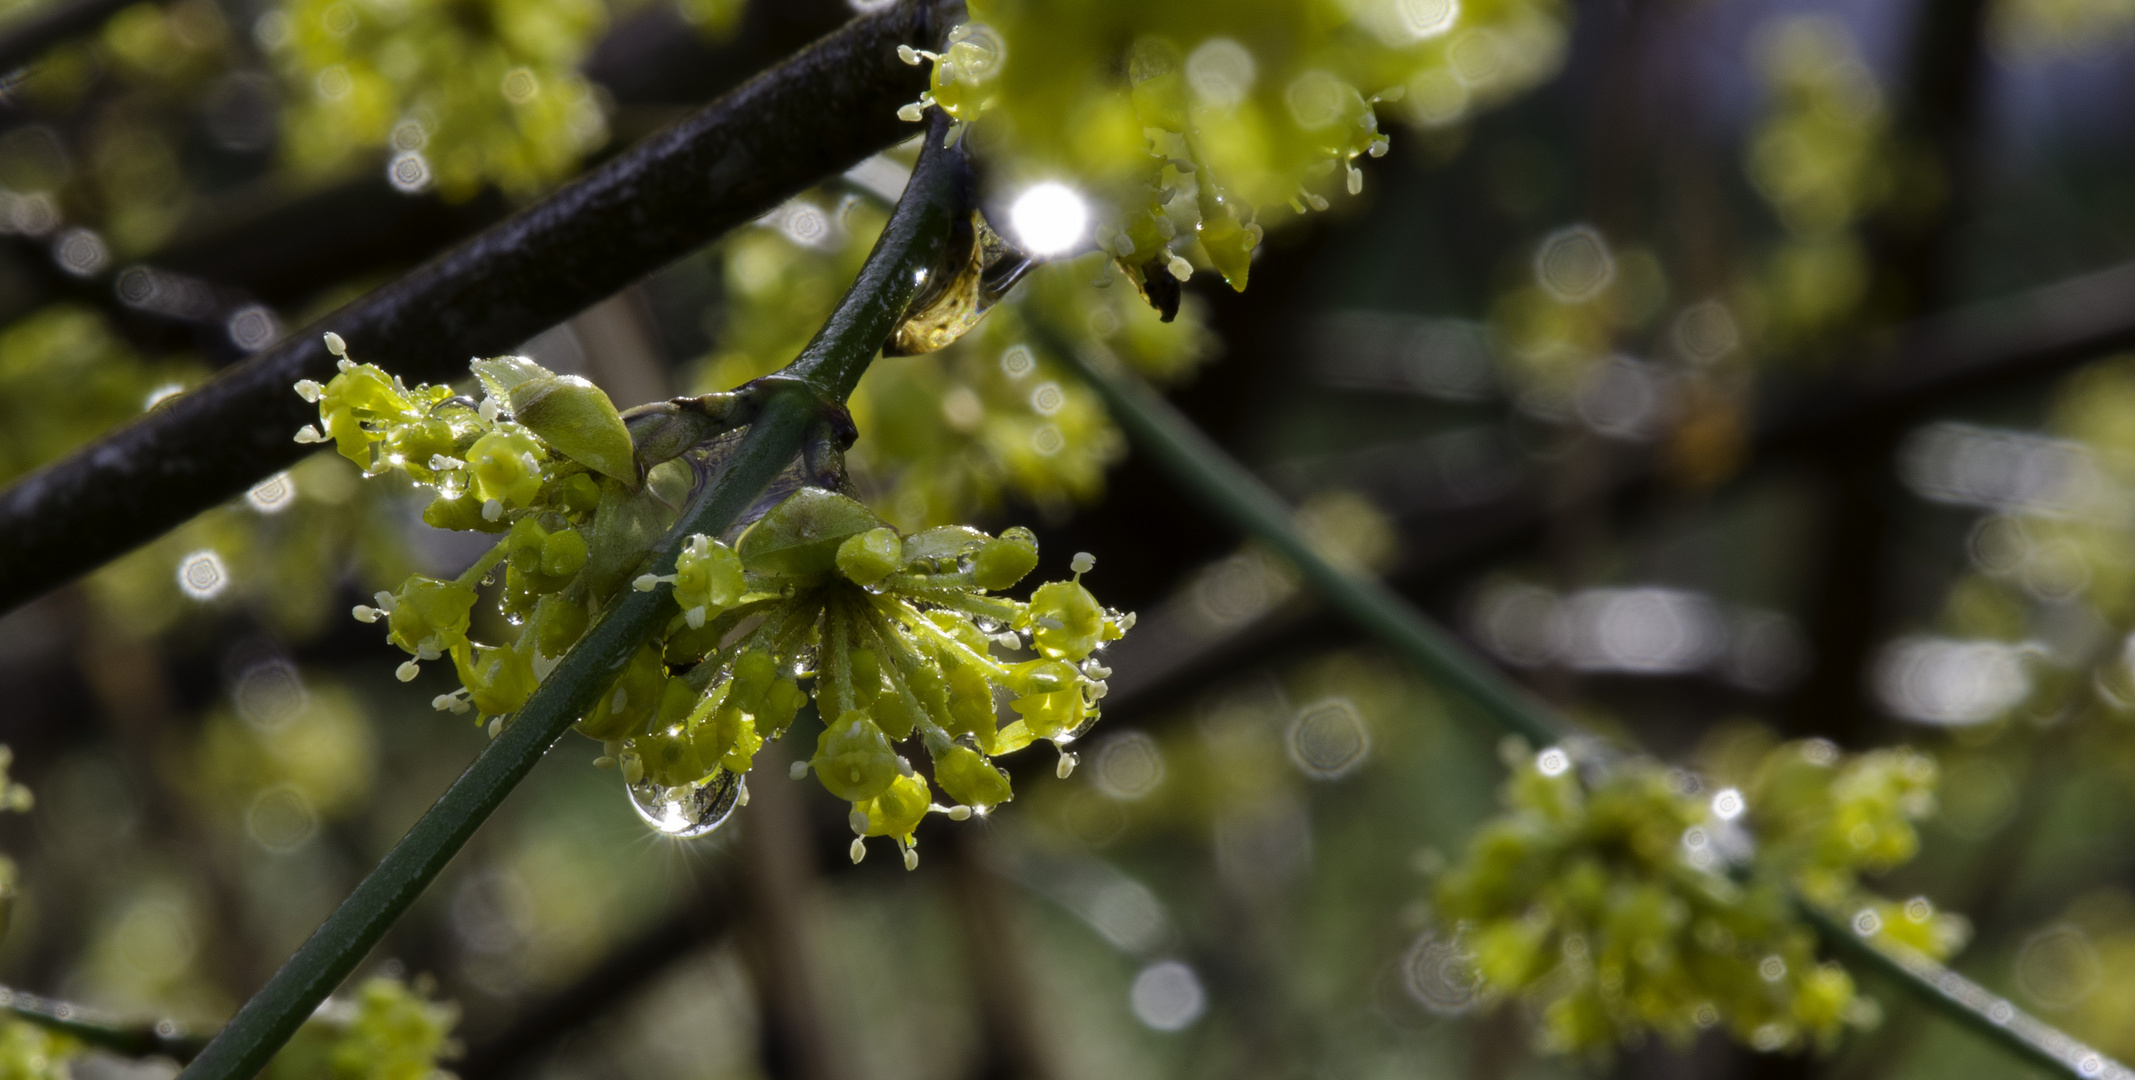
[0,986,210,1062]
[1055,331,2130,1080]
[173,107,964,1080]
[0,0,962,616]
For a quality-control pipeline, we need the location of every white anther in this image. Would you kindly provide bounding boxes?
[994,632,1023,649]
[1083,662,1112,679]
[593,756,615,769]
[1347,164,1363,196]
[336,358,355,373]
[396,660,420,682]
[850,838,867,864]
[633,574,662,592]
[294,425,326,443]
[789,760,810,780]
[948,805,972,821]
[294,379,323,402]
[850,809,870,835]
[429,454,465,471]
[487,717,504,739]
[352,605,380,623]
[896,44,921,64]
[1071,551,1096,574]
[903,847,919,871]
[686,606,708,629]
[1165,254,1193,282]
[621,754,645,786]
[1056,751,1078,779]
[482,499,503,521]
[322,331,347,356]
[479,397,500,423]
[896,102,924,122]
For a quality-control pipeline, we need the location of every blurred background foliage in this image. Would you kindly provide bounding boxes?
[0,0,2130,1075]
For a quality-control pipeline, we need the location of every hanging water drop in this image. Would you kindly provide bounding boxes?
[626,769,743,838]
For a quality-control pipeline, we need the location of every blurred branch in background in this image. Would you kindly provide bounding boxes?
[1060,323,2130,1080]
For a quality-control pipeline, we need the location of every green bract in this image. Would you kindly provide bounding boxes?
[1432,738,1959,1057]
[303,342,1132,865]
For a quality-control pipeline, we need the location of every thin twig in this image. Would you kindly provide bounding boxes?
[172,107,964,1080]
[1054,330,2131,1080]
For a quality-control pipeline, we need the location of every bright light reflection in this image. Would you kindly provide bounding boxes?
[1008,182,1089,256]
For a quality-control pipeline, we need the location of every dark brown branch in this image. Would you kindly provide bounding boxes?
[0,0,959,615]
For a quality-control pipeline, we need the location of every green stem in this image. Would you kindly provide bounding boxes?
[0,987,210,1062]
[176,109,967,1080]
[1055,330,2126,1080]
[454,537,510,589]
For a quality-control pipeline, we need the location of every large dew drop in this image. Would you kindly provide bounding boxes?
[627,770,743,838]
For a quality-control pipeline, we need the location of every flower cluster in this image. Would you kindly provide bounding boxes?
[899,0,1565,298]
[265,0,609,199]
[263,976,460,1080]
[1431,737,1959,1057]
[299,340,1132,862]
[700,187,1212,530]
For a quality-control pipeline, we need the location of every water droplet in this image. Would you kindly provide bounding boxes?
[627,770,743,838]
[1535,746,1570,777]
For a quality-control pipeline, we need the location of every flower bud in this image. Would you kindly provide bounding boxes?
[385,577,478,656]
[1025,580,1106,660]
[674,535,745,614]
[853,773,932,843]
[836,527,904,586]
[576,643,666,740]
[809,711,899,802]
[451,639,539,716]
[932,744,1012,809]
[467,428,546,509]
[972,526,1040,591]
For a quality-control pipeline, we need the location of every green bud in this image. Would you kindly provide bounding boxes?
[532,593,588,656]
[386,577,478,656]
[1026,580,1105,660]
[932,744,1012,809]
[423,493,506,533]
[836,527,904,586]
[810,710,899,802]
[451,639,538,716]
[542,529,589,578]
[468,428,546,509]
[972,526,1039,591]
[576,643,666,740]
[674,535,745,618]
[855,773,931,840]
[554,472,601,515]
[738,488,886,581]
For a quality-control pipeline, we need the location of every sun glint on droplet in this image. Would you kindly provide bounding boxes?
[1008,182,1088,257]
